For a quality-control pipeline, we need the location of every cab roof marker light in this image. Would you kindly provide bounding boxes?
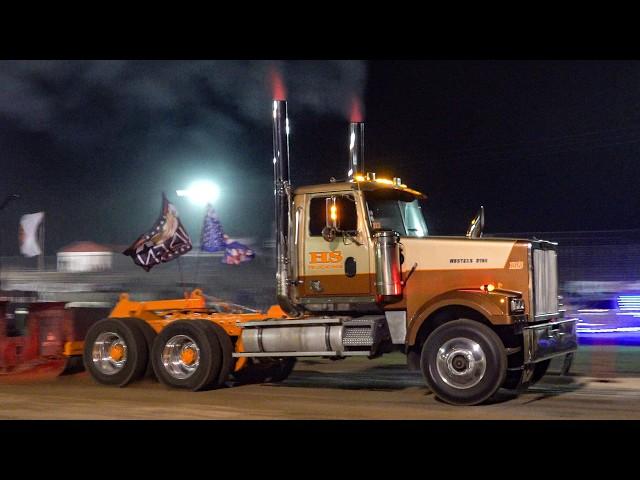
[376,178,394,185]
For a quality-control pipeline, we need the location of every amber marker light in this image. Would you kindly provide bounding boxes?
[375,178,394,185]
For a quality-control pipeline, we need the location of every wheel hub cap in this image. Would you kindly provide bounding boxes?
[109,344,125,362]
[436,337,486,389]
[92,332,127,375]
[162,335,200,379]
[180,347,197,366]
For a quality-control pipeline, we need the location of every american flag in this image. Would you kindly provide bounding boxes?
[123,193,192,271]
[222,240,255,265]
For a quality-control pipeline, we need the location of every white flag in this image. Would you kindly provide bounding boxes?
[19,212,44,257]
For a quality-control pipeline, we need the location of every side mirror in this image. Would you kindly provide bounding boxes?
[322,196,338,242]
[466,206,484,238]
[322,225,337,242]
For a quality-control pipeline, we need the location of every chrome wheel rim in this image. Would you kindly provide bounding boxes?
[162,335,200,379]
[435,337,486,389]
[92,331,127,375]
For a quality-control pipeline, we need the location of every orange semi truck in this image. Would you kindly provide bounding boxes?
[82,100,577,406]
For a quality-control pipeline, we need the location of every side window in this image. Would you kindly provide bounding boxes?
[309,195,358,236]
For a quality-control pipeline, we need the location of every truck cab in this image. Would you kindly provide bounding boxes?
[292,176,424,306]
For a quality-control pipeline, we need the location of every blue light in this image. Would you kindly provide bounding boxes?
[617,295,640,311]
[575,294,640,345]
[577,326,640,333]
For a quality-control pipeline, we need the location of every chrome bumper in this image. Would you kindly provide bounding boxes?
[523,318,578,364]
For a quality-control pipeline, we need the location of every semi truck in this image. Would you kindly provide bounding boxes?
[82,99,578,406]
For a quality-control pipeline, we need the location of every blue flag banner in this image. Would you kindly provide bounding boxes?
[200,205,226,252]
[199,204,255,264]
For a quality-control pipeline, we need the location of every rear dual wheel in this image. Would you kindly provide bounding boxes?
[84,318,150,387]
[151,320,233,391]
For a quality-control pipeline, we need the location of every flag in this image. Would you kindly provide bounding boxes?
[222,239,255,265]
[19,212,44,257]
[198,203,255,265]
[123,193,192,271]
[200,204,226,252]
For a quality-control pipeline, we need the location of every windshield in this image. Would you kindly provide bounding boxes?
[365,190,428,237]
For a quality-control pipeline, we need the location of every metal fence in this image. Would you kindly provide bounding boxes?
[0,250,278,310]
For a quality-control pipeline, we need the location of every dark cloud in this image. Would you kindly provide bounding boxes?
[0,60,368,254]
[0,60,367,153]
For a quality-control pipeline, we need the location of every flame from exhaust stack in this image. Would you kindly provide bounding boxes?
[270,66,287,100]
[349,96,363,122]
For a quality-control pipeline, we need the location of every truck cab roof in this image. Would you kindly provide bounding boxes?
[294,177,426,199]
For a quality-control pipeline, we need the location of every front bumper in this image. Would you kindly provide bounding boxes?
[523,318,578,364]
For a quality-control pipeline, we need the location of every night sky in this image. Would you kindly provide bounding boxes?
[1,60,639,255]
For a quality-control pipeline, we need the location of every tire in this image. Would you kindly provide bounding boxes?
[194,320,233,388]
[530,359,551,385]
[421,319,507,406]
[232,357,297,384]
[231,358,269,384]
[61,355,85,375]
[502,369,524,390]
[265,358,296,383]
[123,318,158,379]
[83,318,149,387]
[151,320,222,391]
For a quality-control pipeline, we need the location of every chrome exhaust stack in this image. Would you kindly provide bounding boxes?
[272,100,300,316]
[348,122,364,180]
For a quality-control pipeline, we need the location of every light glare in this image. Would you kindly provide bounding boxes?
[176,180,221,206]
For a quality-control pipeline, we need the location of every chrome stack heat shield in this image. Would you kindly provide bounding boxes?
[272,100,300,316]
[348,122,364,180]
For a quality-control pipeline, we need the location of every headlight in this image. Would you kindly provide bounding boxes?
[509,297,525,314]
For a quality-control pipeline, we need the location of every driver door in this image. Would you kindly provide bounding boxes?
[302,193,372,297]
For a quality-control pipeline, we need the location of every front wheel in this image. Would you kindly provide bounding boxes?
[421,319,507,406]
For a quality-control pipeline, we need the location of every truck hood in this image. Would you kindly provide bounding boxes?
[400,236,529,271]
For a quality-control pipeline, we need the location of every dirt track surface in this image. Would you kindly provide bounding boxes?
[2,350,640,420]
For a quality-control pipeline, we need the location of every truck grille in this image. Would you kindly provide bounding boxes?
[532,248,559,318]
